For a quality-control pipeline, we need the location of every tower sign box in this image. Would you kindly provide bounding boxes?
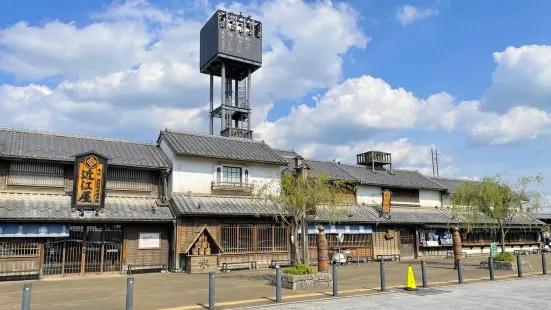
[72,151,109,210]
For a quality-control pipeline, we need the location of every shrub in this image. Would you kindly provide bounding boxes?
[282,264,315,275]
[493,252,515,262]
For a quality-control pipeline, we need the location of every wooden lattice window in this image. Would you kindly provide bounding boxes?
[385,188,419,203]
[7,161,65,187]
[0,239,40,258]
[220,224,254,253]
[106,168,153,191]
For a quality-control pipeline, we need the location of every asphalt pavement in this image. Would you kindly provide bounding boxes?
[236,276,551,310]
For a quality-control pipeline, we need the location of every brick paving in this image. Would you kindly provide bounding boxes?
[0,255,547,310]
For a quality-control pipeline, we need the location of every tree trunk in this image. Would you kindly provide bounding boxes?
[292,223,299,266]
[301,213,309,265]
[500,225,506,253]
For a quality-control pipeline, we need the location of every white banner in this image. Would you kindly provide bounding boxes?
[139,232,160,249]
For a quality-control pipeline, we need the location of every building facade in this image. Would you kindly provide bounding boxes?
[0,128,174,279]
[159,129,292,273]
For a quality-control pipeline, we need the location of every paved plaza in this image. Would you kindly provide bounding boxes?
[243,276,551,310]
[0,255,548,310]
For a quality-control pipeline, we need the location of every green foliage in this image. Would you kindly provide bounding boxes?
[493,252,515,262]
[282,264,315,275]
[254,172,354,224]
[450,173,545,230]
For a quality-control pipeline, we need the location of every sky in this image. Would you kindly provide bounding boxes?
[0,0,550,199]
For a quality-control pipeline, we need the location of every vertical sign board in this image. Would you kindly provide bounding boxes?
[72,152,108,210]
[490,242,498,257]
[382,189,392,214]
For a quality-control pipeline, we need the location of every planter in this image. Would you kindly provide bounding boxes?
[267,272,332,290]
[479,260,533,271]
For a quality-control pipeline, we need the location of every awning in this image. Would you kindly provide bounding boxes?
[298,224,373,234]
[0,223,70,237]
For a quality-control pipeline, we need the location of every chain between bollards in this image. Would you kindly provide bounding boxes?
[517,255,523,278]
[126,277,134,310]
[380,261,386,292]
[457,259,464,284]
[275,266,282,303]
[543,253,548,275]
[209,272,215,310]
[332,263,338,297]
[22,283,32,310]
[489,255,495,281]
[420,260,427,288]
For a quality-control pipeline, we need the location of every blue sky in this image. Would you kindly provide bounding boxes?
[0,0,550,198]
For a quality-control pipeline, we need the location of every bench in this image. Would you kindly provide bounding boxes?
[376,254,400,262]
[127,264,168,275]
[221,261,257,272]
[446,251,467,259]
[346,255,373,264]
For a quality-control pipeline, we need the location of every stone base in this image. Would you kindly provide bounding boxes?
[267,272,332,290]
[479,261,533,271]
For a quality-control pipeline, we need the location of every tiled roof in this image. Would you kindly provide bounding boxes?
[0,192,174,222]
[429,177,463,194]
[159,130,288,165]
[303,159,357,181]
[341,165,446,190]
[171,194,280,217]
[314,205,456,225]
[273,149,300,159]
[0,127,170,169]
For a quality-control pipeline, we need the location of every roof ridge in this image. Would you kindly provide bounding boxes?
[164,128,266,144]
[0,127,157,146]
[173,193,268,200]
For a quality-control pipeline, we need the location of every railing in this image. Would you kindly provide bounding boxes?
[211,181,254,192]
[221,128,253,139]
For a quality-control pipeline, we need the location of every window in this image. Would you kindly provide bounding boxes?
[223,166,242,183]
[216,167,221,182]
[7,161,64,187]
[220,224,289,254]
[384,188,419,203]
[244,169,249,184]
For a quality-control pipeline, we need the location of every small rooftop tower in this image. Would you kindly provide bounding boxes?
[356,151,392,173]
[200,9,262,139]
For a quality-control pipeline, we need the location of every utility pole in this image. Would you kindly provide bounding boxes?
[431,149,440,177]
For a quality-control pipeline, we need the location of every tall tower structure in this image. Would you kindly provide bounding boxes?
[200,10,262,139]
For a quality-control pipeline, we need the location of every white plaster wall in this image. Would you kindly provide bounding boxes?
[356,185,382,205]
[420,189,442,208]
[160,139,282,194]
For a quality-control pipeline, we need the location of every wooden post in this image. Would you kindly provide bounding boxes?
[38,242,45,278]
[100,225,106,274]
[452,226,462,270]
[81,226,87,276]
[317,225,328,272]
[61,241,66,277]
[121,225,127,273]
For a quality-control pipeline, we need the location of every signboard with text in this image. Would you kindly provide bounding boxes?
[382,189,392,214]
[490,243,498,256]
[72,152,108,210]
[138,232,161,249]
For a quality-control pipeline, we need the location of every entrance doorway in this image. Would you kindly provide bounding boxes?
[43,225,122,277]
[399,229,416,258]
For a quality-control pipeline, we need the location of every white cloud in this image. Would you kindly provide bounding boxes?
[482,45,551,111]
[396,5,438,26]
[0,0,366,139]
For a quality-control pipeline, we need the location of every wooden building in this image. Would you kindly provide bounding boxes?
[0,128,174,279]
[159,130,292,273]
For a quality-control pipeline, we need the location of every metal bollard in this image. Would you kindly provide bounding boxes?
[543,253,548,275]
[421,260,427,288]
[276,266,282,303]
[209,272,215,310]
[517,255,523,278]
[380,261,386,292]
[126,277,134,310]
[22,283,32,310]
[457,260,464,284]
[489,255,495,281]
[332,263,338,297]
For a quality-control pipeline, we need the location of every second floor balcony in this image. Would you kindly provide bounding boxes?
[211,181,255,195]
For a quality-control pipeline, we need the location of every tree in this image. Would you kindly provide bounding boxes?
[254,172,354,265]
[450,174,544,253]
